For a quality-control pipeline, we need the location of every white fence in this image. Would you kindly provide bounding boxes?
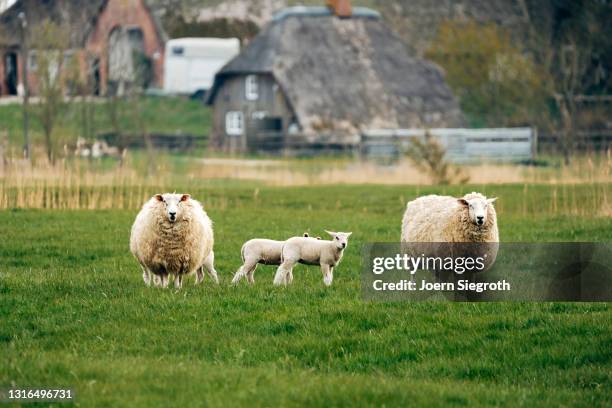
[361,128,536,163]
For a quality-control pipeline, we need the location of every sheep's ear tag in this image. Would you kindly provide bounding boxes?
[487,197,498,204]
[457,198,469,206]
[155,194,164,202]
[180,194,190,202]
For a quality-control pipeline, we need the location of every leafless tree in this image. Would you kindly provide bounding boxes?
[405,131,470,185]
[29,20,78,164]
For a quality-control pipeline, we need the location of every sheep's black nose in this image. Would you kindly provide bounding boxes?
[169,212,176,217]
[477,216,484,221]
[342,243,346,248]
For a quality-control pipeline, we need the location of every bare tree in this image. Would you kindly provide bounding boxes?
[103,29,155,170]
[29,20,77,164]
[551,39,591,165]
[405,131,470,185]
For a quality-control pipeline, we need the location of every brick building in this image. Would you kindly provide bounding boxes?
[0,0,167,96]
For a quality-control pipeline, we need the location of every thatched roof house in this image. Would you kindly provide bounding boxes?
[205,1,464,153]
[0,0,167,96]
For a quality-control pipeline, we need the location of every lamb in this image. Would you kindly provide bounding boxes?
[231,233,318,284]
[273,231,352,287]
[129,193,219,288]
[401,192,499,243]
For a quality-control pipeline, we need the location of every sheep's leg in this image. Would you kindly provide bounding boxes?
[321,264,333,286]
[274,260,295,286]
[195,266,203,285]
[174,274,183,289]
[202,252,220,284]
[232,260,257,285]
[152,274,162,287]
[160,274,169,289]
[140,265,151,287]
[284,270,294,285]
[246,264,257,284]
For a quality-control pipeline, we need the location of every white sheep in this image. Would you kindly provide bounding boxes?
[232,233,317,284]
[273,231,352,287]
[401,192,499,243]
[130,193,219,288]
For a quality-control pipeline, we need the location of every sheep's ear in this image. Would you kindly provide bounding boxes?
[316,236,321,240]
[154,194,164,202]
[345,232,352,237]
[325,230,336,237]
[487,197,498,204]
[303,232,309,237]
[457,198,469,206]
[180,194,191,202]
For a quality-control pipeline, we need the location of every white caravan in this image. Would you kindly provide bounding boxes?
[163,37,240,97]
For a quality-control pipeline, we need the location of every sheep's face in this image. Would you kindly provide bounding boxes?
[325,231,352,250]
[458,196,497,226]
[155,193,190,223]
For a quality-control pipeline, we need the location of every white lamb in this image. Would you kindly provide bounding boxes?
[273,231,352,287]
[401,192,499,243]
[130,193,219,288]
[232,233,318,284]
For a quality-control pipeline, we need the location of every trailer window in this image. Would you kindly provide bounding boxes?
[171,46,184,56]
[225,111,244,135]
[245,75,258,100]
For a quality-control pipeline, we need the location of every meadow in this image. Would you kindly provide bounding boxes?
[1,183,611,407]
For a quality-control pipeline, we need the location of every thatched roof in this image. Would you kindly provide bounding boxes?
[206,8,464,135]
[0,0,167,48]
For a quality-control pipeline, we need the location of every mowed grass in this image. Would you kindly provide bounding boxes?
[0,184,611,407]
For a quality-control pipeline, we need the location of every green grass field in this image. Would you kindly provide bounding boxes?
[0,96,210,148]
[1,184,611,406]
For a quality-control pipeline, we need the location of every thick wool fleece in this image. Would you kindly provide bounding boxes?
[130,196,214,277]
[401,193,499,243]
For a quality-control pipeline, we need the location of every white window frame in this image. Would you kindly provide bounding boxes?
[225,111,244,136]
[245,74,259,101]
[252,111,268,120]
[28,51,37,70]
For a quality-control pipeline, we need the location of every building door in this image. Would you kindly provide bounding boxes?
[3,52,18,95]
[91,58,101,96]
[107,26,150,95]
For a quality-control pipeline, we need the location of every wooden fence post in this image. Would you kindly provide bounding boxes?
[532,127,538,159]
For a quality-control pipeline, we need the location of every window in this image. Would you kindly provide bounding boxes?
[28,51,37,70]
[252,111,267,119]
[171,46,184,56]
[225,111,244,135]
[245,74,258,100]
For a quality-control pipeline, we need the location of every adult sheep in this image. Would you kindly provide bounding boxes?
[401,192,499,243]
[401,192,499,280]
[130,193,219,288]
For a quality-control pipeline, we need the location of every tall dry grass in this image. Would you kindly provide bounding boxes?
[0,150,610,214]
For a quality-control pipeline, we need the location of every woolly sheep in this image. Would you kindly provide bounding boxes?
[273,231,352,287]
[231,233,318,284]
[130,193,219,288]
[401,192,499,243]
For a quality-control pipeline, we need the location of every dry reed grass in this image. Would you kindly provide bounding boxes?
[0,150,610,213]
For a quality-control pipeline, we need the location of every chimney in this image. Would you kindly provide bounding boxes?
[326,0,352,18]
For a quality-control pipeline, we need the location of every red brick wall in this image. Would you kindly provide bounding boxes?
[85,0,165,92]
[1,0,165,96]
[0,54,5,95]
